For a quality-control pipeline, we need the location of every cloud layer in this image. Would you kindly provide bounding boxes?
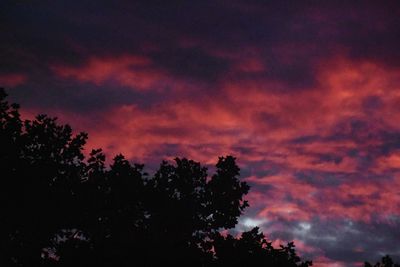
[2,1,400,265]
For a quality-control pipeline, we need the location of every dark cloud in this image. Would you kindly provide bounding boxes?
[148,46,229,82]
[244,217,400,265]
[8,78,157,113]
[294,171,348,187]
[2,1,399,82]
[301,218,400,264]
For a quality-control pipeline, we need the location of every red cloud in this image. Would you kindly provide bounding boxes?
[52,55,176,91]
[313,256,347,267]
[0,73,27,87]
[38,55,400,227]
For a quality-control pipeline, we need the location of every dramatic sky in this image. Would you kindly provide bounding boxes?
[2,1,400,266]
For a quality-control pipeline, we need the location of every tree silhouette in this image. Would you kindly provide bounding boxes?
[365,255,400,267]
[212,227,312,267]
[1,89,88,266]
[0,88,311,266]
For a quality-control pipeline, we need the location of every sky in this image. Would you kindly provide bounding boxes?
[2,1,400,266]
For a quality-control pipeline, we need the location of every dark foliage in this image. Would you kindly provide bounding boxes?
[365,255,400,267]
[211,227,312,267]
[0,88,311,266]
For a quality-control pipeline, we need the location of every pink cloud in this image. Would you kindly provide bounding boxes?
[0,73,27,87]
[313,256,347,267]
[34,55,400,226]
[52,55,177,91]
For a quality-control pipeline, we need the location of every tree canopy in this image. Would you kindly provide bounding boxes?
[0,86,312,266]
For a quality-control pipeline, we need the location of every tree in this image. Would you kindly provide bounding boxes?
[212,227,312,267]
[0,88,311,266]
[0,89,88,266]
[365,255,400,267]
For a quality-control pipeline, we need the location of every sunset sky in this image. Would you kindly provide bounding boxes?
[2,1,400,266]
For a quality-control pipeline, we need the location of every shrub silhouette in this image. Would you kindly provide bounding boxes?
[0,88,311,266]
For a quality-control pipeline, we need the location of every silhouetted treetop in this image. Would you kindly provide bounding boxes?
[212,227,312,267]
[365,255,400,267]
